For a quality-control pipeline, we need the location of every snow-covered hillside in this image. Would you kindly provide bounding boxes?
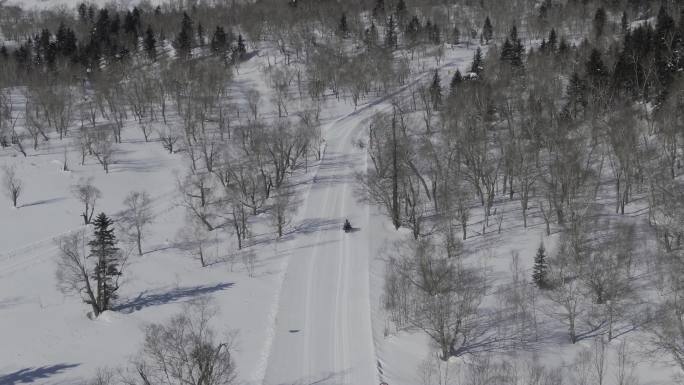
[0,33,476,384]
[2,1,684,385]
[5,0,161,11]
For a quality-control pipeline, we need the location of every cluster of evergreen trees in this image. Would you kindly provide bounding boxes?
[341,0,443,50]
[0,3,247,81]
[565,6,683,111]
[454,5,684,115]
[12,5,144,74]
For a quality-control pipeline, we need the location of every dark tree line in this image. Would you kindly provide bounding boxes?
[0,3,247,83]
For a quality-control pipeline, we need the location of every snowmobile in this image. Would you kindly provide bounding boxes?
[343,219,353,233]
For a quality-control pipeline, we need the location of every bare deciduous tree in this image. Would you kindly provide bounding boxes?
[178,214,214,267]
[158,127,180,154]
[72,177,101,225]
[269,187,293,238]
[546,268,583,344]
[91,127,115,173]
[128,299,237,385]
[2,165,22,207]
[56,231,94,308]
[121,191,154,256]
[246,89,260,121]
[645,253,684,374]
[177,171,218,232]
[385,236,485,360]
[241,249,257,277]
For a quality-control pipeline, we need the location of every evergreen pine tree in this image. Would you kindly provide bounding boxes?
[655,6,676,92]
[538,0,548,21]
[15,42,32,70]
[656,5,675,41]
[87,5,95,23]
[32,29,49,67]
[430,22,441,44]
[621,11,629,34]
[533,242,548,289]
[39,28,51,58]
[197,22,204,46]
[612,49,634,97]
[547,28,557,52]
[211,26,228,56]
[94,9,111,45]
[452,26,460,45]
[586,48,608,83]
[405,16,421,44]
[429,70,442,107]
[558,37,569,54]
[501,38,513,62]
[56,23,77,58]
[45,42,57,69]
[78,3,88,23]
[482,16,493,43]
[110,13,120,36]
[88,213,122,315]
[144,25,156,61]
[395,0,407,23]
[56,23,67,54]
[470,47,483,76]
[385,15,397,49]
[339,13,349,37]
[365,22,378,48]
[123,11,137,35]
[593,7,607,39]
[132,7,141,28]
[237,33,246,56]
[566,71,587,118]
[232,34,247,62]
[373,0,385,19]
[449,69,462,96]
[508,25,524,67]
[395,0,406,16]
[679,10,684,71]
[175,12,194,59]
[540,38,547,53]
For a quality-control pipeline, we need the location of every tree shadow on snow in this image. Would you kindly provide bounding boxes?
[0,297,27,310]
[19,197,67,208]
[0,363,80,385]
[114,283,233,314]
[317,153,360,171]
[271,369,350,385]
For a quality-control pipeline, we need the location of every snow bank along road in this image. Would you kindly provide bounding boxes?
[262,104,379,385]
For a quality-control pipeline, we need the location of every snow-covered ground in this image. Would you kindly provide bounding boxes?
[0,34,473,384]
[0,13,680,385]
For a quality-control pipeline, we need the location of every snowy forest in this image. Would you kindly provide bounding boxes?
[0,0,683,384]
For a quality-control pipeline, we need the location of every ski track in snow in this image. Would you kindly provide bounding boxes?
[261,103,374,385]
[0,47,472,385]
[259,55,470,385]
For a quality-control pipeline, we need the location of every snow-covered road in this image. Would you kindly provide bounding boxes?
[262,107,378,385]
